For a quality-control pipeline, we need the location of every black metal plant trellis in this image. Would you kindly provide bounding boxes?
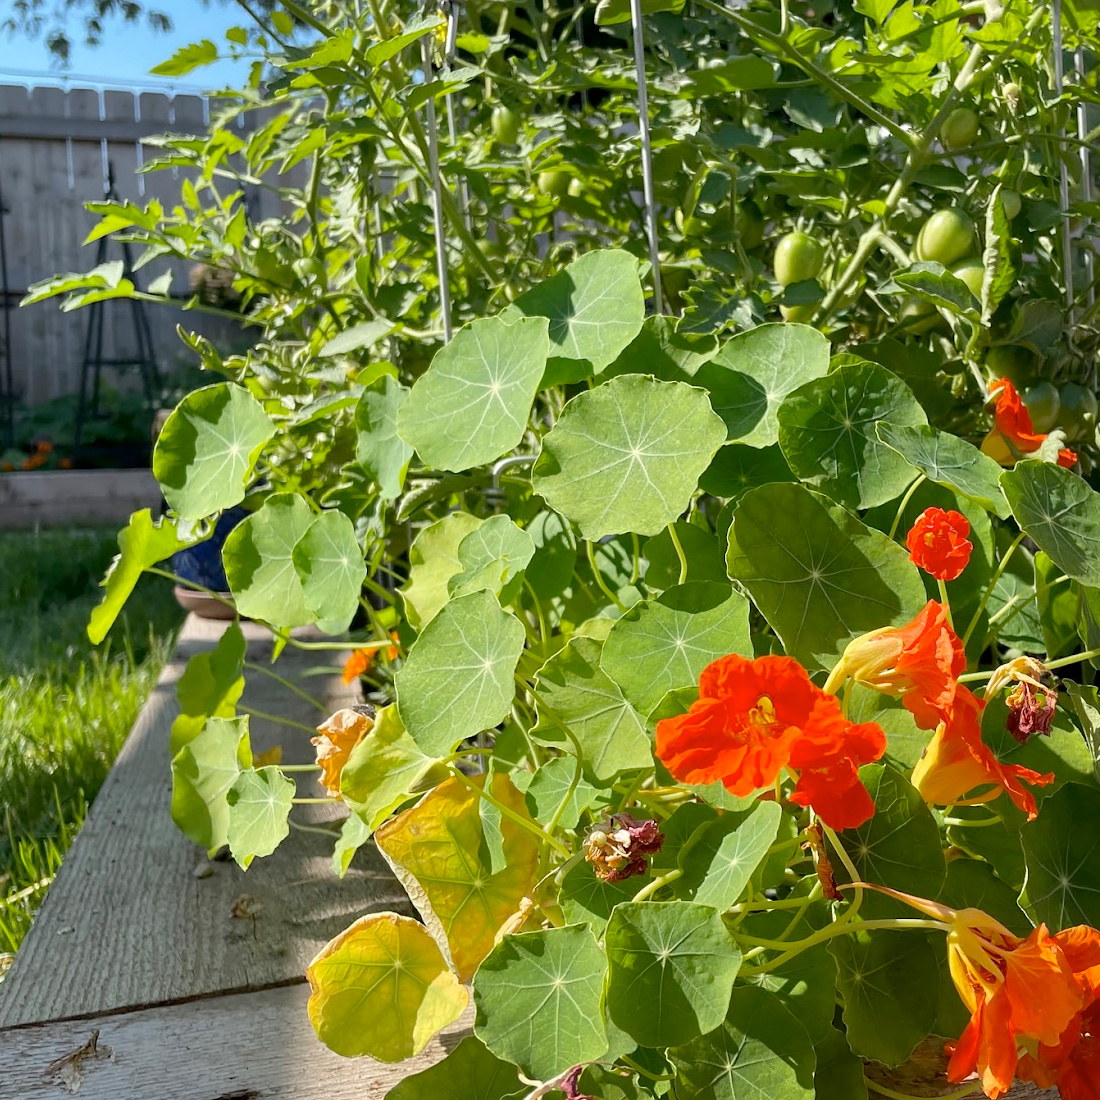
[72,166,162,462]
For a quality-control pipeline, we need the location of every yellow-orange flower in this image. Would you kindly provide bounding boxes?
[311,707,374,795]
[342,648,374,684]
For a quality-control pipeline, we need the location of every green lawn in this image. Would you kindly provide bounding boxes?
[0,528,182,967]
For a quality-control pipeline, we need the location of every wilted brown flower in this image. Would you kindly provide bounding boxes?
[312,707,375,795]
[582,813,663,883]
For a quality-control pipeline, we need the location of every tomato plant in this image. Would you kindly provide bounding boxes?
[29,1,1100,1097]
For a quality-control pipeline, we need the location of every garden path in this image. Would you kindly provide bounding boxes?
[0,615,469,1098]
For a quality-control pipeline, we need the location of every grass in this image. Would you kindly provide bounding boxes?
[0,528,183,969]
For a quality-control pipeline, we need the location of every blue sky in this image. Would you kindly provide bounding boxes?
[1,2,253,92]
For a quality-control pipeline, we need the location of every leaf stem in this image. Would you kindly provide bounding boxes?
[630,868,683,903]
[887,475,926,541]
[585,540,628,614]
[244,661,329,713]
[937,578,953,631]
[450,769,571,859]
[865,1079,980,1100]
[668,522,690,586]
[240,706,318,734]
[960,530,1027,648]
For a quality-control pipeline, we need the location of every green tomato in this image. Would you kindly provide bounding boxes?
[985,344,1036,389]
[941,107,980,150]
[952,257,985,301]
[537,170,570,200]
[1022,380,1061,432]
[1056,383,1099,441]
[780,302,816,323]
[737,202,764,251]
[899,296,945,335]
[999,188,1022,221]
[774,231,824,287]
[292,256,325,283]
[491,106,520,145]
[916,208,975,268]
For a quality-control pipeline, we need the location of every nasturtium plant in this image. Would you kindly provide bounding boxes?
[63,0,1100,1097]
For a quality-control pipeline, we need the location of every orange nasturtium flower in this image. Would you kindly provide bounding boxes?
[311,707,375,795]
[906,507,973,582]
[655,654,886,830]
[342,647,374,684]
[982,378,1079,470]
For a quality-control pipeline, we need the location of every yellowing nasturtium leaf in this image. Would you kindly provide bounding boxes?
[395,590,526,757]
[170,715,253,855]
[694,323,829,447]
[225,764,295,869]
[514,248,645,371]
[171,619,246,753]
[87,508,196,644]
[292,508,365,634]
[776,360,927,511]
[727,483,927,670]
[374,774,540,982]
[223,493,316,628]
[153,382,275,521]
[355,374,414,501]
[307,912,468,1061]
[533,375,726,540]
[473,924,609,1080]
[396,314,550,472]
[401,511,483,630]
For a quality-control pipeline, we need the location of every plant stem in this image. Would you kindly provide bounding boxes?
[586,540,628,613]
[668,522,690,586]
[866,1080,979,1100]
[887,475,926,540]
[450,769,571,859]
[293,797,339,805]
[244,661,329,712]
[960,530,1026,647]
[631,868,683,903]
[937,578,953,630]
[241,706,318,734]
[281,763,322,772]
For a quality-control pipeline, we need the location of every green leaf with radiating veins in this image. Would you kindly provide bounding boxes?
[355,374,414,501]
[449,514,536,605]
[676,800,783,910]
[87,508,197,644]
[384,1035,522,1100]
[603,313,719,382]
[831,930,938,1067]
[223,493,316,628]
[699,443,796,500]
[515,248,645,371]
[533,375,725,540]
[524,509,577,599]
[401,511,483,631]
[292,509,365,634]
[396,590,526,757]
[523,756,599,830]
[473,924,609,1080]
[777,361,927,510]
[1001,463,1100,587]
[397,314,549,472]
[171,715,253,855]
[558,859,648,935]
[171,619,246,753]
[876,422,1011,518]
[813,1025,868,1100]
[694,323,830,447]
[1020,782,1100,929]
[727,483,927,670]
[601,582,751,717]
[670,985,816,1100]
[533,635,652,782]
[605,900,742,1048]
[153,382,275,520]
[225,765,295,869]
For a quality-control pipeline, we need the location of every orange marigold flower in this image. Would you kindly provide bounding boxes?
[910,687,1053,820]
[1059,447,1079,470]
[655,654,885,830]
[341,647,374,684]
[825,600,964,732]
[906,507,973,582]
[311,706,374,795]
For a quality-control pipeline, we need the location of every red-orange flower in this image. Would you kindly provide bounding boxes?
[826,600,965,732]
[910,687,1053,820]
[1059,447,1079,469]
[982,377,1047,465]
[906,507,973,581]
[655,654,885,829]
[342,647,374,684]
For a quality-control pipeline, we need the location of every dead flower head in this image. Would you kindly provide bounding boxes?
[985,656,1059,743]
[583,813,663,883]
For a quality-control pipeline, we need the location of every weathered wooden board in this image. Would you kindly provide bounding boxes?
[0,984,473,1100]
[0,616,410,1029]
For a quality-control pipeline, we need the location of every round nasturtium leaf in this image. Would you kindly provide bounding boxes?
[354,374,414,501]
[670,985,816,1100]
[395,589,526,758]
[514,247,645,372]
[524,509,578,599]
[384,1035,522,1100]
[374,774,540,983]
[698,443,796,501]
[225,765,295,870]
[153,382,275,521]
[1001,463,1100,588]
[693,323,830,447]
[306,912,468,1061]
[223,493,317,628]
[605,900,742,1048]
[727,482,927,670]
[776,360,927,511]
[400,511,484,631]
[292,508,365,634]
[448,514,536,604]
[396,314,550,472]
[1021,782,1100,930]
[601,581,752,717]
[532,374,726,540]
[473,924,609,1080]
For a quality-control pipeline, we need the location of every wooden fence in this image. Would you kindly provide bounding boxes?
[0,82,269,408]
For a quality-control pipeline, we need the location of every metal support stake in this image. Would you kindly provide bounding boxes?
[1052,0,1074,314]
[444,0,472,233]
[629,0,664,315]
[421,34,454,342]
[1075,46,1095,310]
